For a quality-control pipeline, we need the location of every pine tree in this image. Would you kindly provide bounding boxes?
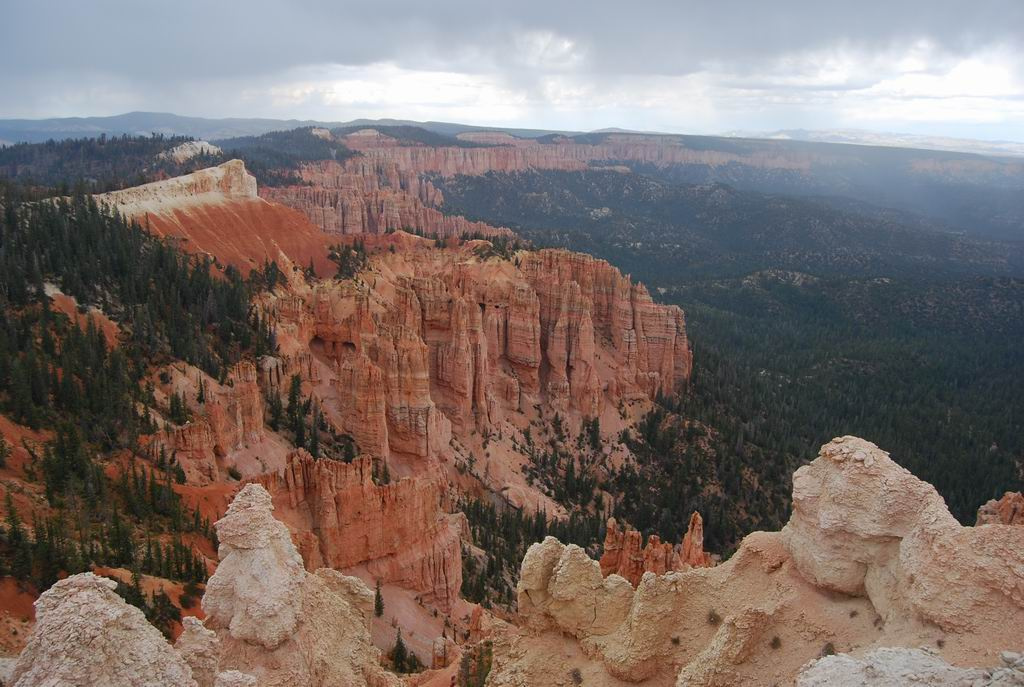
[6,494,32,581]
[309,405,320,458]
[391,628,408,673]
[374,579,384,617]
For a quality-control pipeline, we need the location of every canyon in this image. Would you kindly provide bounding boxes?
[257,130,819,240]
[80,159,692,669]
[2,143,1021,687]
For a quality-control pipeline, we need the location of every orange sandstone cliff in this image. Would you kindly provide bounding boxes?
[253,450,464,612]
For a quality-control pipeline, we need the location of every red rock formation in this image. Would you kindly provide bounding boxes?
[261,159,510,239]
[158,420,219,485]
[260,130,823,241]
[599,520,645,585]
[599,514,712,586]
[206,362,265,454]
[680,511,713,568]
[152,362,268,485]
[977,492,1024,526]
[518,250,692,402]
[339,131,814,177]
[98,160,334,276]
[253,450,463,612]
[274,246,691,456]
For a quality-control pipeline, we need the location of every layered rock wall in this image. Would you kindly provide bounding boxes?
[339,132,814,176]
[268,246,690,455]
[152,362,268,485]
[252,450,464,611]
[99,160,334,276]
[977,491,1024,526]
[262,159,510,238]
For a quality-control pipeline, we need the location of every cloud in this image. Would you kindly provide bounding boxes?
[1,0,1022,137]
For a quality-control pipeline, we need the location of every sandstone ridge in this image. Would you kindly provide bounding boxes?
[493,436,1024,686]
[98,160,335,276]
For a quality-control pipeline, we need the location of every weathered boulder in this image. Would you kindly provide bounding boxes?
[797,647,1024,686]
[11,573,197,687]
[202,483,305,650]
[495,436,1024,686]
[782,436,1024,632]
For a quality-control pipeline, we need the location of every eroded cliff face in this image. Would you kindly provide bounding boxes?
[273,244,690,442]
[493,436,1024,687]
[150,361,278,485]
[202,484,399,687]
[262,159,510,239]
[343,131,814,177]
[253,450,464,612]
[98,159,335,276]
[258,131,818,239]
[977,492,1024,526]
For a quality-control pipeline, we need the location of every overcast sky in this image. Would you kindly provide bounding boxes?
[2,0,1023,139]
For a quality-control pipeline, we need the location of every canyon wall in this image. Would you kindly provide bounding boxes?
[151,362,270,485]
[261,158,510,238]
[342,132,814,176]
[253,450,464,612]
[263,244,691,451]
[261,131,815,239]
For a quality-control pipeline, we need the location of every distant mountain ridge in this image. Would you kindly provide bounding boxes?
[0,111,578,144]
[725,127,1024,157]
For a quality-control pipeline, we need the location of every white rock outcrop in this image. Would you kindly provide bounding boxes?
[782,436,1024,632]
[203,483,400,687]
[495,436,1024,686]
[213,671,258,687]
[159,140,222,164]
[96,159,257,218]
[175,616,220,687]
[202,483,306,649]
[797,647,1024,686]
[10,573,197,687]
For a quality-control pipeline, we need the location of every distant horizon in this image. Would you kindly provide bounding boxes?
[3,109,1024,143]
[4,1,1023,142]
[3,111,1024,159]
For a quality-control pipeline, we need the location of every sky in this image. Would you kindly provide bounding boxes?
[2,0,1024,140]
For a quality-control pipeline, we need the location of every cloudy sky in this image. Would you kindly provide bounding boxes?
[3,0,1024,139]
